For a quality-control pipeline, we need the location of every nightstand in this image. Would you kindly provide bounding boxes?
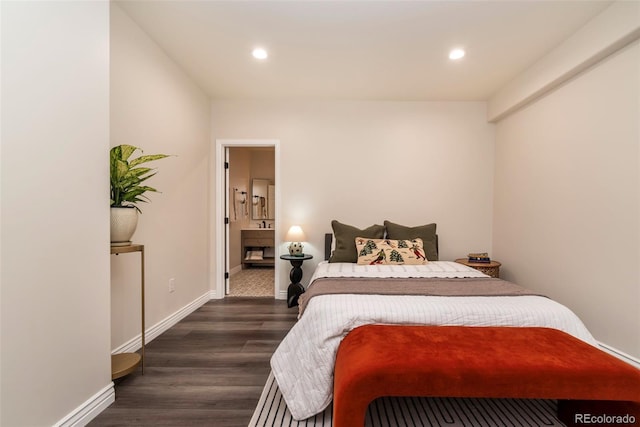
[455,258,502,278]
[280,254,313,307]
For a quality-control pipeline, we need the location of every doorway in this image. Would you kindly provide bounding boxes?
[212,139,280,300]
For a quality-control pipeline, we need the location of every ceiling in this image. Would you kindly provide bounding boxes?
[116,0,612,102]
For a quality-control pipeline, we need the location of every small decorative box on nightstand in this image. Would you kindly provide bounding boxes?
[455,258,502,278]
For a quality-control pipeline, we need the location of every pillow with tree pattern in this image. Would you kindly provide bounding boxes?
[355,237,427,265]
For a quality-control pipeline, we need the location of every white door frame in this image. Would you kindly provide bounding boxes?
[224,146,231,295]
[210,139,281,300]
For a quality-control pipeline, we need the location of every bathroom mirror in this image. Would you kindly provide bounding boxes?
[251,178,275,220]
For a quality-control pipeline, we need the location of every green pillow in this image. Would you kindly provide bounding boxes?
[384,221,438,261]
[329,220,385,263]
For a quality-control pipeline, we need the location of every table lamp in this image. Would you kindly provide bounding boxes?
[286,225,306,256]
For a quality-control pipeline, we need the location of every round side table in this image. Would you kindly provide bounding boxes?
[280,254,313,307]
[455,258,501,278]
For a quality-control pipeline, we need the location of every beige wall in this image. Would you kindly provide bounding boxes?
[110,4,211,350]
[1,1,111,425]
[212,100,496,295]
[493,41,640,357]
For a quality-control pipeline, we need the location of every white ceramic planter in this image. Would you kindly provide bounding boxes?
[110,206,138,246]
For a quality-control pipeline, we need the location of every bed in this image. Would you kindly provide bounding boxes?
[269,221,605,421]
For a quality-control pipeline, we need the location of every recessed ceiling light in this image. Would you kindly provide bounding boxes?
[449,48,465,60]
[252,48,268,60]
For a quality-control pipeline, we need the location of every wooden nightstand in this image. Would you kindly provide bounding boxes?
[455,258,501,278]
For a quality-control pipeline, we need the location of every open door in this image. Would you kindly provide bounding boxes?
[213,139,280,300]
[224,147,231,295]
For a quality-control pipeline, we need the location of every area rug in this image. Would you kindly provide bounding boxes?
[249,372,566,427]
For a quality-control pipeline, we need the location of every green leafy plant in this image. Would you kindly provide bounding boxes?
[110,144,170,212]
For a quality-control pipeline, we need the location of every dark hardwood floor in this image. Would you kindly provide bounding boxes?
[90,297,298,427]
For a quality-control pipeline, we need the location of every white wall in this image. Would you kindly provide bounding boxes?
[493,41,640,357]
[110,4,211,350]
[211,100,495,295]
[1,2,112,425]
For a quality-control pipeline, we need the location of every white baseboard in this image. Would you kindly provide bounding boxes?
[598,341,640,369]
[112,291,211,354]
[278,290,287,300]
[229,265,242,276]
[54,384,115,427]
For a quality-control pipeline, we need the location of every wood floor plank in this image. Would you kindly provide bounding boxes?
[90,297,297,427]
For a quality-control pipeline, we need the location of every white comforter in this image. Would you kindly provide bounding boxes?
[270,261,597,421]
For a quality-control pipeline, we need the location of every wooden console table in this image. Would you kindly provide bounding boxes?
[110,243,145,379]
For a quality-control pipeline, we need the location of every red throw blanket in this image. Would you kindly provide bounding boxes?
[298,276,546,316]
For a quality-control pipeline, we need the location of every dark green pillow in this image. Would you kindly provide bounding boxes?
[329,220,385,263]
[384,221,438,261]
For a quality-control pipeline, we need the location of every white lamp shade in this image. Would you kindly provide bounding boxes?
[285,225,306,242]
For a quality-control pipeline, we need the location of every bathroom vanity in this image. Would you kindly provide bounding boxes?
[241,228,275,268]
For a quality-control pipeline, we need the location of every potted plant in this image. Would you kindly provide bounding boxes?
[110,144,170,246]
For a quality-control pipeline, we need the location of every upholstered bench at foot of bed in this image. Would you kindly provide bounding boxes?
[333,325,640,427]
